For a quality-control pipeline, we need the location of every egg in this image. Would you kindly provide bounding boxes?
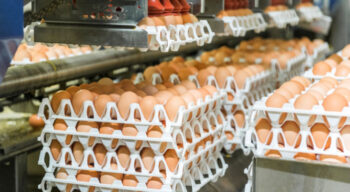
[155,84,167,91]
[118,92,139,119]
[233,70,250,89]
[147,177,163,189]
[72,89,94,116]
[275,89,294,100]
[138,16,156,27]
[294,94,318,110]
[197,69,211,87]
[100,163,123,184]
[98,77,114,85]
[55,168,73,191]
[322,93,348,112]
[342,44,350,58]
[51,91,72,114]
[117,146,130,168]
[141,147,155,171]
[159,66,177,82]
[255,118,272,144]
[165,96,186,121]
[142,85,159,95]
[123,175,138,187]
[294,151,316,161]
[163,81,174,88]
[203,85,218,96]
[76,169,99,182]
[66,86,80,96]
[50,140,62,161]
[309,83,329,96]
[173,85,187,95]
[181,80,197,90]
[72,142,84,164]
[164,149,179,172]
[94,94,114,117]
[177,68,193,81]
[215,67,231,88]
[335,65,350,77]
[265,93,288,108]
[154,90,174,105]
[29,114,45,130]
[319,150,347,163]
[291,76,311,88]
[76,121,98,146]
[280,81,304,95]
[140,96,158,120]
[320,77,338,88]
[100,122,121,148]
[312,61,332,75]
[341,125,350,151]
[225,131,234,140]
[310,123,330,149]
[281,121,301,147]
[334,88,350,102]
[264,148,282,158]
[234,111,245,128]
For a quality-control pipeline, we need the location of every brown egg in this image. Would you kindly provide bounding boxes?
[312,61,332,75]
[163,81,174,88]
[29,114,45,130]
[181,80,197,90]
[225,132,234,140]
[164,149,179,172]
[215,67,231,88]
[234,111,245,128]
[233,70,250,89]
[100,163,123,184]
[294,94,318,110]
[322,93,348,112]
[265,93,288,108]
[159,66,176,82]
[281,121,301,147]
[141,147,155,171]
[328,54,343,64]
[76,169,99,182]
[181,93,196,106]
[255,118,272,144]
[319,152,347,163]
[324,59,337,68]
[147,177,163,189]
[311,123,330,149]
[100,122,121,148]
[94,144,107,165]
[98,77,114,85]
[118,92,139,119]
[123,175,138,187]
[94,95,114,117]
[203,85,218,96]
[72,142,84,164]
[275,89,294,100]
[342,44,350,58]
[334,88,350,102]
[65,86,80,97]
[117,146,130,168]
[335,65,350,77]
[142,85,159,95]
[51,91,72,114]
[294,151,316,161]
[140,96,158,120]
[226,65,237,75]
[56,168,73,191]
[155,84,167,91]
[197,69,211,87]
[309,83,330,96]
[72,89,94,116]
[50,140,62,161]
[280,81,304,95]
[138,16,156,27]
[154,90,174,105]
[265,149,282,158]
[291,76,311,88]
[165,96,186,121]
[206,66,217,75]
[319,77,338,88]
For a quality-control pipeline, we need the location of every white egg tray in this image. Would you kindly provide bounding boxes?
[39,149,227,192]
[140,21,214,52]
[220,13,267,37]
[245,82,350,162]
[305,42,330,69]
[303,67,350,81]
[266,9,300,28]
[273,52,307,85]
[297,6,324,22]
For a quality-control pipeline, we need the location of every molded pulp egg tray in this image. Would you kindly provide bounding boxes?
[139,20,214,52]
[220,13,267,37]
[37,87,227,192]
[246,79,350,162]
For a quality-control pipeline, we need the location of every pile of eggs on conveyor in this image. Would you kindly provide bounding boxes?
[12,43,93,63]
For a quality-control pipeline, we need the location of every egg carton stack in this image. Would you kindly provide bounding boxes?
[245,77,350,163]
[296,5,324,22]
[139,20,214,52]
[219,13,267,37]
[37,87,227,192]
[265,9,299,28]
[11,43,95,66]
[304,42,329,69]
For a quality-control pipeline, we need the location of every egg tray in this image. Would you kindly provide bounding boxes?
[304,42,330,69]
[273,52,307,86]
[296,6,324,22]
[303,68,350,82]
[219,13,267,37]
[139,20,214,52]
[38,141,227,192]
[245,83,350,162]
[38,110,225,171]
[266,9,300,28]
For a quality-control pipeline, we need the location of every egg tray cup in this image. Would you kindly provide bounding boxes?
[266,9,300,29]
[220,13,267,37]
[304,42,330,69]
[38,148,227,192]
[297,6,324,23]
[272,52,307,86]
[139,20,214,52]
[245,87,350,162]
[303,67,350,82]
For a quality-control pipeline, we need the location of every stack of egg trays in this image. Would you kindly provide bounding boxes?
[297,6,324,22]
[272,51,307,87]
[139,20,214,52]
[245,80,350,161]
[187,67,276,154]
[304,42,330,69]
[220,13,267,37]
[266,9,300,28]
[37,88,228,192]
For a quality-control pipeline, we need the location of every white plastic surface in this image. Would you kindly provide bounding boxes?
[304,42,330,69]
[267,9,300,28]
[297,6,324,22]
[221,13,267,37]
